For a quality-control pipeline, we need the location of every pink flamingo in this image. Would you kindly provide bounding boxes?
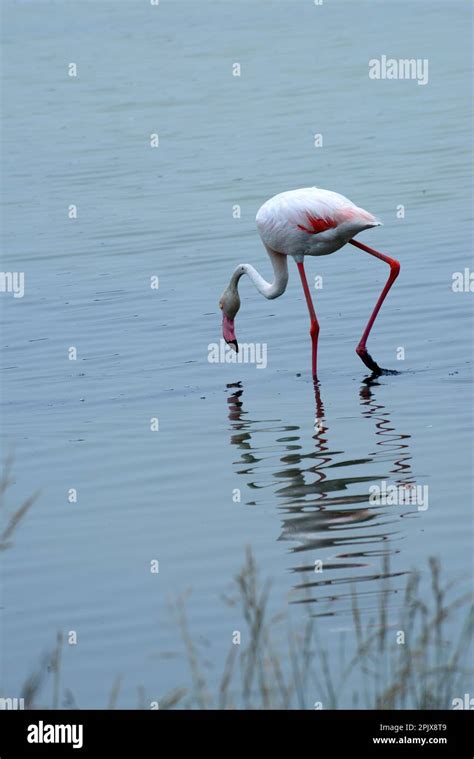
[219,187,400,380]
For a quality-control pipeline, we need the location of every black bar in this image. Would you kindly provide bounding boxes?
[0,709,472,756]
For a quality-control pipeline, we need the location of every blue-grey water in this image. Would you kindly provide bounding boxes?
[1,0,472,708]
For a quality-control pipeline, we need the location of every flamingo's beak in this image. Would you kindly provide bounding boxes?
[222,314,238,353]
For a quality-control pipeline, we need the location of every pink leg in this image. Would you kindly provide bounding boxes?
[297,261,319,380]
[349,238,400,375]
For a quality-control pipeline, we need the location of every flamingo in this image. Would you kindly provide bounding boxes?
[219,187,400,380]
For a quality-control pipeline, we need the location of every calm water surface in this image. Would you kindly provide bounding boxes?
[1,0,472,707]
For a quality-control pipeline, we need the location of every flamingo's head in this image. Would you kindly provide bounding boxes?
[219,286,240,353]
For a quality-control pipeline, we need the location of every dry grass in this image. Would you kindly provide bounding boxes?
[0,455,38,551]
[171,548,473,709]
[17,548,473,710]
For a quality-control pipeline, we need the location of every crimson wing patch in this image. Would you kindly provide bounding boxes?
[297,213,338,235]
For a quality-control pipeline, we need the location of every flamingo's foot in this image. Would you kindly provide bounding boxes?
[356,346,400,376]
[379,367,400,376]
[356,346,382,374]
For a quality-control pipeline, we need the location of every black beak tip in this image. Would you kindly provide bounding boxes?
[225,338,239,353]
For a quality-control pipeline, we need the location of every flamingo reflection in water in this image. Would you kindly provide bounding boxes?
[226,379,417,618]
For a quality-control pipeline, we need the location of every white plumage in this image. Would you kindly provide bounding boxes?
[255,187,381,260]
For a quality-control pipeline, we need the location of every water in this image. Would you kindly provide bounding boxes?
[1,0,472,708]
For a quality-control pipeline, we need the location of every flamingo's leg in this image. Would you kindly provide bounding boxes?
[349,238,400,375]
[297,261,319,380]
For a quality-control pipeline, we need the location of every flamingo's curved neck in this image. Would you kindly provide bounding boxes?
[231,247,288,301]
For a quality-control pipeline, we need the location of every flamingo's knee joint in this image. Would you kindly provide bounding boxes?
[390,260,401,278]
